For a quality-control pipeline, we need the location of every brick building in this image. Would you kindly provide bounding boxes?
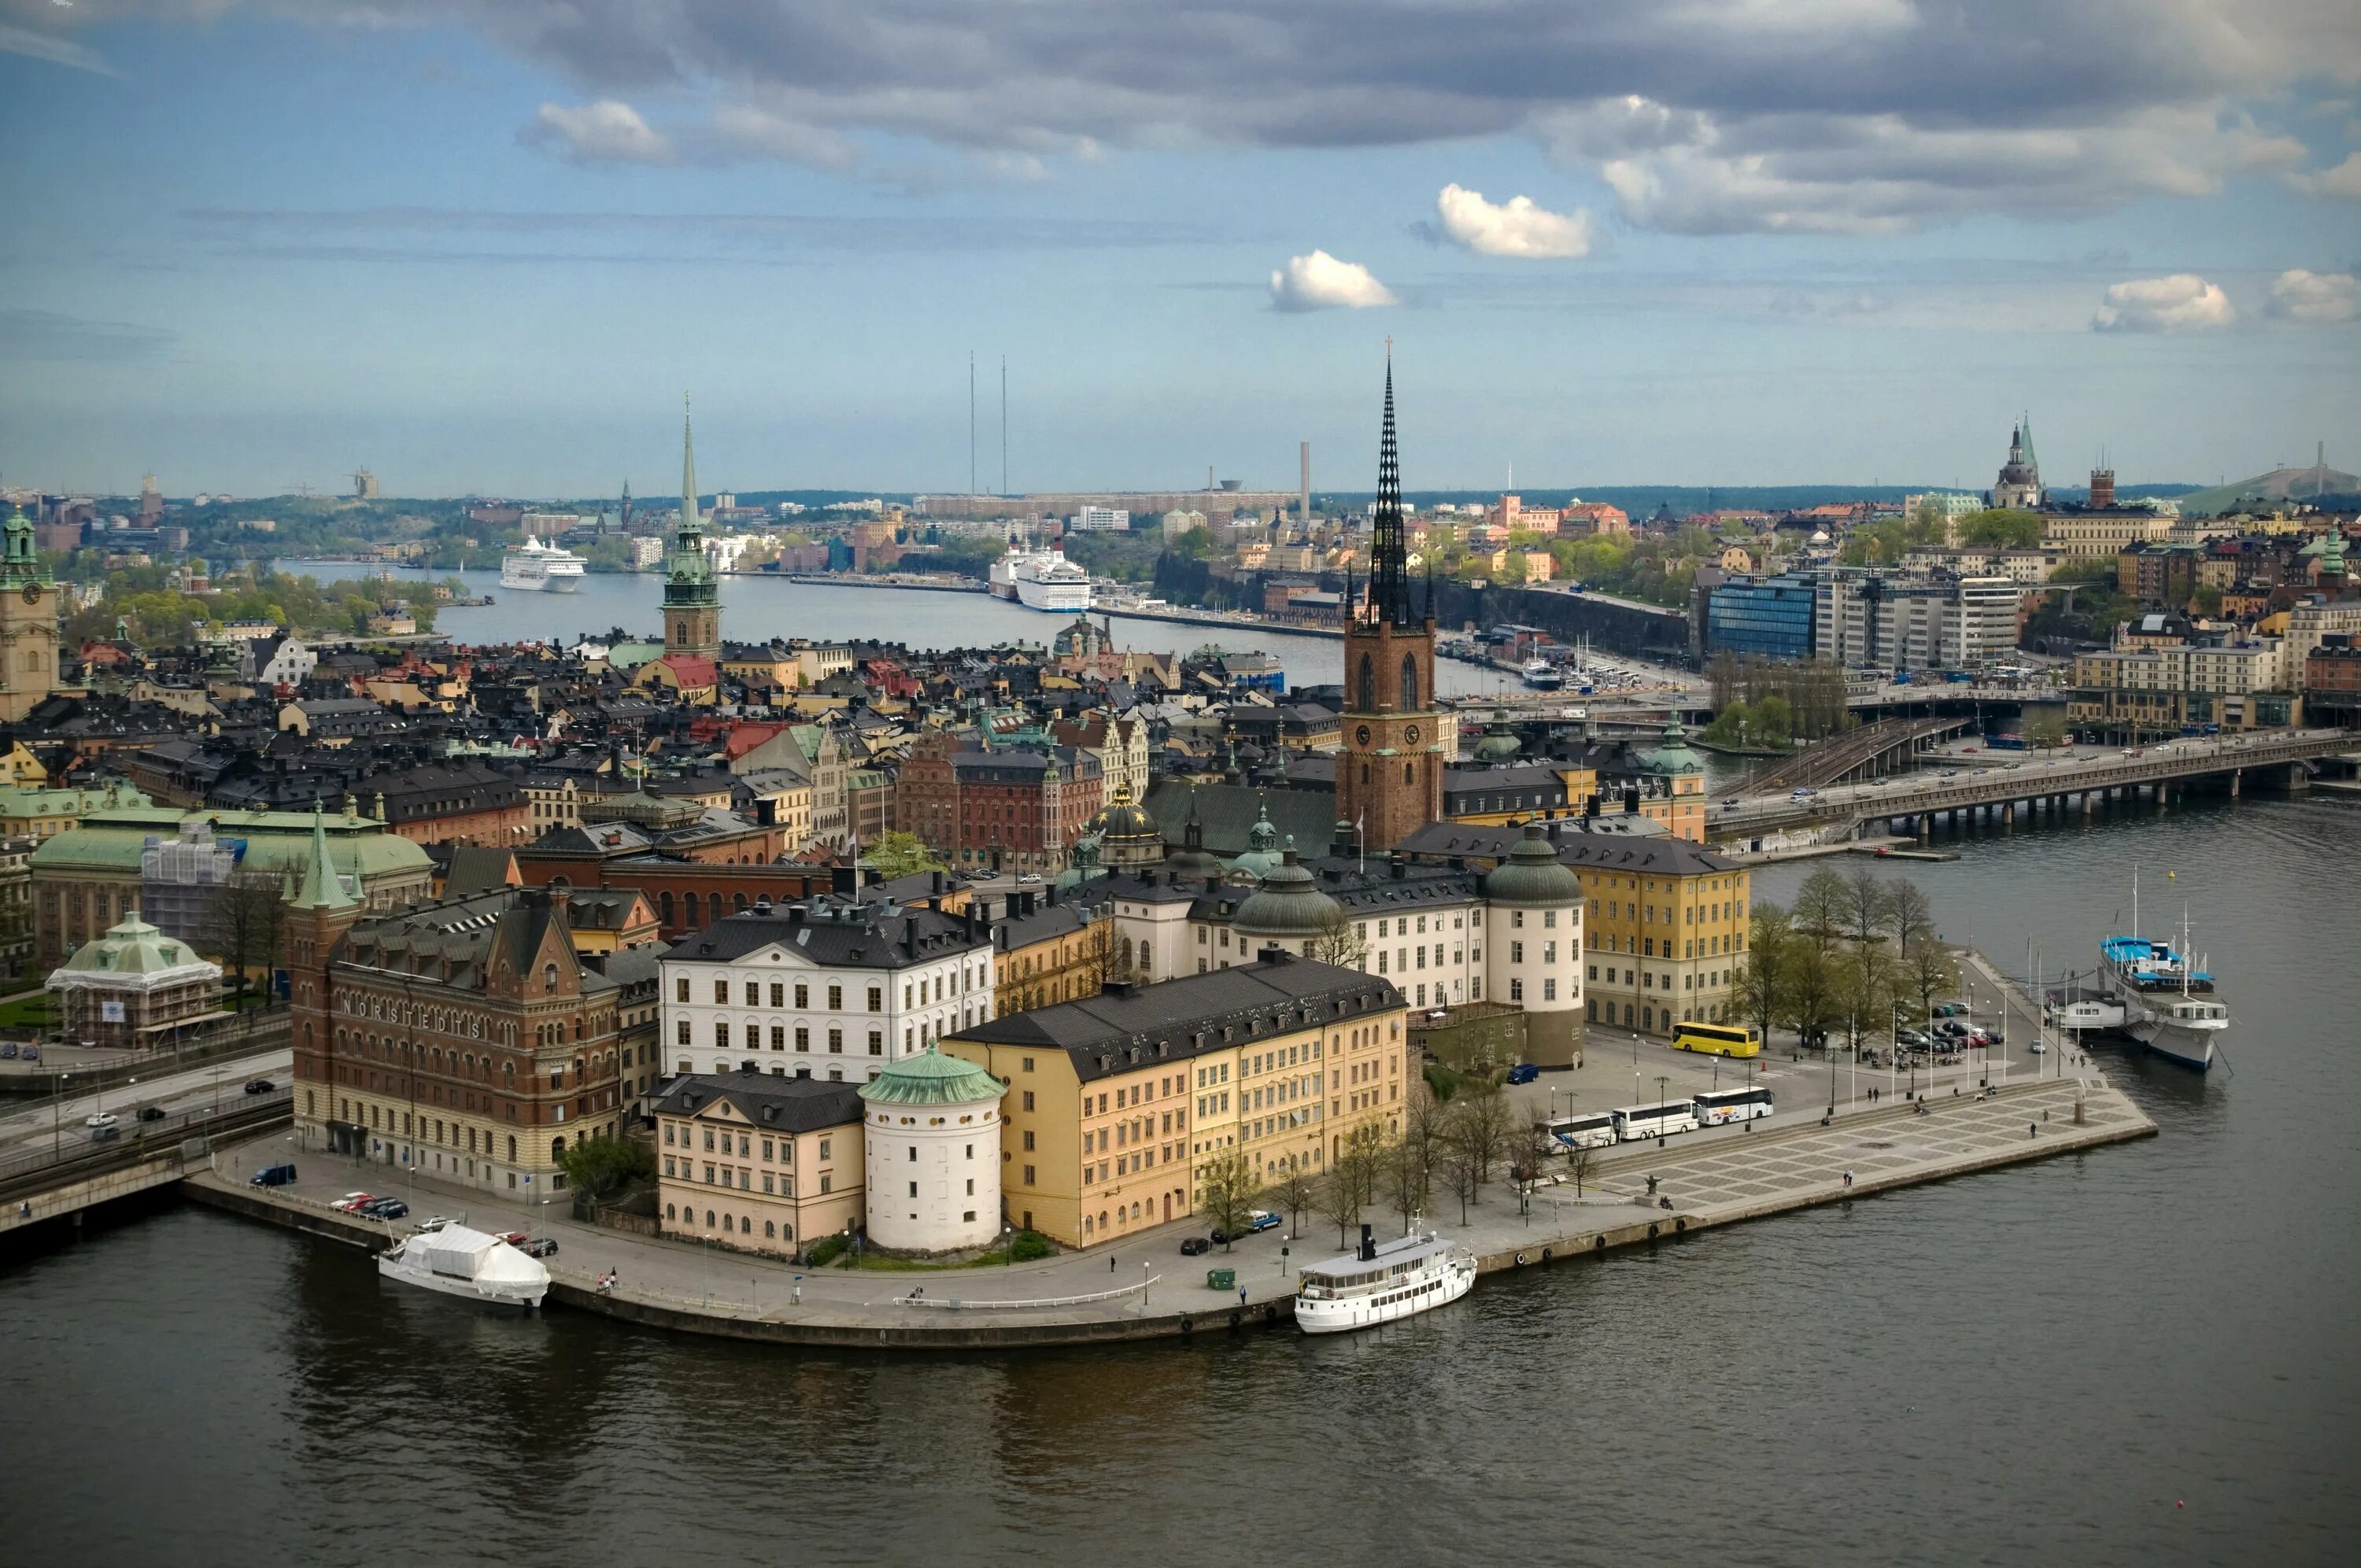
[954,747,1103,876]
[894,730,962,856]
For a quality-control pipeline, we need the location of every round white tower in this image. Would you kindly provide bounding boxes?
[1482,821,1588,1068]
[858,1046,1008,1254]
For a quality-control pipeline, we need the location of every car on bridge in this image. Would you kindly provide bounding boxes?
[243,1078,275,1094]
[84,1112,118,1129]
[136,1106,166,1122]
[90,1125,121,1144]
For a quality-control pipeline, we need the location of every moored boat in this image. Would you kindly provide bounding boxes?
[377,1223,550,1309]
[1295,1225,1476,1334]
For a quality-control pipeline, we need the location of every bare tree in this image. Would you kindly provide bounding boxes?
[1265,1162,1317,1238]
[1343,1121,1387,1216]
[1313,1158,1365,1249]
[1835,945,1897,1057]
[1564,1133,1598,1198]
[1197,1149,1258,1250]
[1384,1136,1431,1234]
[1792,868,1849,954]
[1510,1119,1556,1218]
[1885,880,1935,952]
[1308,902,1369,970]
[1435,1123,1484,1225]
[1449,1082,1514,1187]
[202,869,288,1013]
[1902,940,1963,1029]
[1842,867,1892,950]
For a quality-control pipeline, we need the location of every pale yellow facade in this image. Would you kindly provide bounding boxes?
[656,1096,864,1256]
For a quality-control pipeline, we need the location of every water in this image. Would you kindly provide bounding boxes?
[4,746,2353,1566]
[268,563,1528,699]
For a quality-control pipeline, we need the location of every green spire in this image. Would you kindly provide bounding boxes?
[290,801,356,910]
[679,393,700,536]
[666,393,716,602]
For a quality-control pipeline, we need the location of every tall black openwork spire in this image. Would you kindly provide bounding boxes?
[1370,339,1413,626]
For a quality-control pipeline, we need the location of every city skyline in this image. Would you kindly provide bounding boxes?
[2,2,2356,496]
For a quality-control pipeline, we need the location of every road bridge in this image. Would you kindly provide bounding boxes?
[1,1094,291,1236]
[1711,729,2352,847]
[1747,716,1976,792]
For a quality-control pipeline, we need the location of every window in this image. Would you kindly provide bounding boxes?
[796,1027,810,1051]
[1510,978,1524,1002]
[715,980,730,1004]
[828,985,843,1010]
[770,983,784,1007]
[867,1031,883,1056]
[1511,941,1524,964]
[828,1029,843,1054]
[676,1020,690,1046]
[795,984,809,1008]
[674,977,689,1003]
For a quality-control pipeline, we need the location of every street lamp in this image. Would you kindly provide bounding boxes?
[1143,1258,1151,1315]
[1655,1074,1669,1146]
[53,1069,71,1159]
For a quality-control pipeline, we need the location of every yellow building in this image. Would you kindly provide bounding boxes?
[944,954,1410,1249]
[0,741,47,786]
[0,780,156,842]
[652,1071,866,1257]
[1566,838,1750,1038]
[992,894,1111,1016]
[722,647,802,694]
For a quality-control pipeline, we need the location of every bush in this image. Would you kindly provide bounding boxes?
[804,1234,851,1267]
[1008,1230,1054,1262]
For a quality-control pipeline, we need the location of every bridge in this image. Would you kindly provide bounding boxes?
[1711,729,2355,848]
[0,1093,292,1237]
[1746,716,1976,792]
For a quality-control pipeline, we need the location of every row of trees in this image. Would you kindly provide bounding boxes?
[59,567,447,647]
[1731,866,1960,1056]
[1704,652,1857,740]
[1196,1080,1528,1248]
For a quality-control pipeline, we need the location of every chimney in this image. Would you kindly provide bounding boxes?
[1258,944,1291,964]
[832,864,857,896]
[2090,467,2116,509]
[1624,787,1640,814]
[931,869,944,895]
[1300,441,1312,529]
[1358,1222,1376,1263]
[786,905,806,925]
[1585,792,1602,820]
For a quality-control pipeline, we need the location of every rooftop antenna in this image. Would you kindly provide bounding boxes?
[969,352,977,496]
[1001,356,1009,496]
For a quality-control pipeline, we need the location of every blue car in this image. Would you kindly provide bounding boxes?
[1504,1063,1540,1085]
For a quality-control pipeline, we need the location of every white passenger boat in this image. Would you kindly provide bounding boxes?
[1295,1226,1476,1334]
[2098,880,2226,1071]
[377,1223,550,1309]
[989,544,1093,611]
[500,536,586,592]
[1520,659,1563,690]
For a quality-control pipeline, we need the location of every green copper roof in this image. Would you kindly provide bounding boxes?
[1483,821,1586,907]
[1232,844,1343,938]
[857,1046,1007,1107]
[53,914,216,978]
[30,806,430,882]
[1642,717,1705,777]
[290,802,357,910]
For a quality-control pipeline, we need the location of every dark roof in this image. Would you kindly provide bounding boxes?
[1395,816,1667,866]
[951,954,1399,1083]
[652,1071,863,1132]
[669,901,991,969]
[444,845,518,896]
[1141,780,1335,856]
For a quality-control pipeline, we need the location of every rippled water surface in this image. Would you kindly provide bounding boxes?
[3,794,2355,1566]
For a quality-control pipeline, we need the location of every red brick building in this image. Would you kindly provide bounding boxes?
[953,746,1102,876]
[894,731,962,855]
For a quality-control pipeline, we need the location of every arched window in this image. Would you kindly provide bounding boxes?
[705,1209,715,1228]
[551,1136,564,1163]
[708,893,723,925]
[660,891,674,926]
[544,962,558,991]
[1400,654,1418,712]
[507,1134,517,1160]
[666,1203,676,1220]
[1357,655,1376,714]
[733,893,748,913]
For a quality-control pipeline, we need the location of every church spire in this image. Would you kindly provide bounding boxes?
[290,801,355,911]
[679,393,700,537]
[1370,339,1411,626]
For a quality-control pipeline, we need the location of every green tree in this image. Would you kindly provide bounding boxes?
[1782,939,1840,1050]
[1901,936,1962,1027]
[1956,509,2045,549]
[1792,868,1849,954]
[861,831,943,880]
[1734,904,1794,1046]
[1197,1149,1258,1250]
[2026,713,2070,749]
[557,1134,656,1202]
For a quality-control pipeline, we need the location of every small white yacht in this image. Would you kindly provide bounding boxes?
[1295,1226,1476,1334]
[377,1223,550,1310]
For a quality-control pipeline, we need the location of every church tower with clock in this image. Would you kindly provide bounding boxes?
[0,502,61,724]
[1336,347,1444,852]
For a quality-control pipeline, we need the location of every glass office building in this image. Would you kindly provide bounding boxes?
[1705,575,1819,661]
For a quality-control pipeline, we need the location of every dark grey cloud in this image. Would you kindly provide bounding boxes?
[0,307,176,362]
[12,2,2354,231]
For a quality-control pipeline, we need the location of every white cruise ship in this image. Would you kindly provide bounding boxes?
[1295,1227,1476,1334]
[990,544,1093,611]
[377,1223,550,1309]
[501,536,586,592]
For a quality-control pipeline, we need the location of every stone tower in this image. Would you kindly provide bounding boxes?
[284,803,364,1155]
[663,397,722,659]
[0,502,61,724]
[1336,346,1443,852]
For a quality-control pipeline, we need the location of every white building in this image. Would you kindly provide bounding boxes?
[1070,506,1131,533]
[258,636,317,690]
[660,901,998,1082]
[858,1047,1007,1253]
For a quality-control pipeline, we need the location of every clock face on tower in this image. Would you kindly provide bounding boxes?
[20,585,38,604]
[1354,725,1372,747]
[1405,725,1420,745]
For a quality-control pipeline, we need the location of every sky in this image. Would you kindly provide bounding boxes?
[2,1,2357,500]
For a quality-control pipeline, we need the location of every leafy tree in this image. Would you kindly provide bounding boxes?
[557,1134,656,1202]
[1734,904,1794,1046]
[1901,936,1962,1027]
[1197,1149,1258,1249]
[1782,940,1840,1050]
[1265,1163,1317,1238]
[1834,944,1898,1059]
[2026,713,2070,750]
[861,831,943,880]
[1792,869,1849,955]
[1956,509,2045,549]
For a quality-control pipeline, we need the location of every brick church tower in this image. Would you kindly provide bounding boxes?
[285,803,363,1153]
[1336,346,1444,852]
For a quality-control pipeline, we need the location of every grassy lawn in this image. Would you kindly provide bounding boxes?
[0,993,57,1029]
[834,1232,1057,1271]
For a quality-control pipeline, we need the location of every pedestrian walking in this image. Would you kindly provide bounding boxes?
[792,1277,803,1304]
[1239,1285,1249,1307]
[1110,1255,1117,1273]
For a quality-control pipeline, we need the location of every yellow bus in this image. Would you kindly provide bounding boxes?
[1672,1020,1761,1058]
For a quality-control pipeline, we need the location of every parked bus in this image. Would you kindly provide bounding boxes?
[1671,1020,1762,1058]
[1693,1086,1775,1127]
[1543,1112,1618,1153]
[1612,1101,1701,1142]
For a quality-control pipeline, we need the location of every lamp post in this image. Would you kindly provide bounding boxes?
[1655,1074,1668,1146]
[1142,1258,1151,1316]
[1003,1222,1014,1270]
[53,1070,70,1159]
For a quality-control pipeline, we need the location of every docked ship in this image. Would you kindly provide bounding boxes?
[1520,658,1564,690]
[377,1223,551,1309]
[1295,1226,1476,1334]
[2098,897,2227,1071]
[989,544,1093,611]
[500,536,586,592]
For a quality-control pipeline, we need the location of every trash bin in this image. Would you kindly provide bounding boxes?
[1205,1267,1236,1292]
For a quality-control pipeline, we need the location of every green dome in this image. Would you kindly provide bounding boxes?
[1472,705,1521,762]
[858,1046,1007,1107]
[55,914,215,976]
[1642,717,1705,777]
[1229,797,1284,881]
[1482,821,1585,907]
[1055,830,1105,892]
[1231,844,1343,939]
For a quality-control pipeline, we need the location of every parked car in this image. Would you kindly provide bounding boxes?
[361,1198,410,1219]
[20,1046,37,1061]
[0,1042,17,1059]
[1210,1212,1279,1245]
[496,1231,529,1248]
[525,1238,559,1259]
[249,1163,298,1188]
[1504,1062,1540,1086]
[1017,873,1044,885]
[136,1105,167,1122]
[1178,1235,1211,1256]
[243,1078,275,1094]
[415,1216,450,1233]
[84,1112,119,1129]
[1894,1028,1931,1048]
[330,1193,376,1212]
[1931,1002,1968,1018]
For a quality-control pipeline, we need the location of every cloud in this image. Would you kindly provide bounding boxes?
[2091,274,2235,333]
[1268,250,1396,312]
[0,20,120,76]
[0,308,175,363]
[30,2,2360,230]
[710,105,860,170]
[2287,152,2361,198]
[2268,267,2358,322]
[1433,184,1596,259]
[521,101,674,165]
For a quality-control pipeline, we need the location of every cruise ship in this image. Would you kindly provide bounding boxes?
[1295,1226,1476,1334]
[989,544,1093,612]
[377,1223,550,1309]
[2099,926,2227,1070]
[500,536,586,592]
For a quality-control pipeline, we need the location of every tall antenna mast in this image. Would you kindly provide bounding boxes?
[969,352,977,496]
[1000,356,1009,496]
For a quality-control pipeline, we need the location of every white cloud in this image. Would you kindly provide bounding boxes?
[2091,274,2236,333]
[1434,183,1596,259]
[1268,250,1397,312]
[2286,152,2361,198]
[711,105,859,170]
[2268,268,2358,323]
[0,20,119,76]
[522,101,674,165]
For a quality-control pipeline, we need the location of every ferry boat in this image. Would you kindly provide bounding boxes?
[2097,881,2226,1070]
[2044,987,2127,1035]
[500,536,586,592]
[1295,1226,1476,1334]
[377,1223,550,1309]
[1520,659,1564,691]
[989,544,1093,611]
